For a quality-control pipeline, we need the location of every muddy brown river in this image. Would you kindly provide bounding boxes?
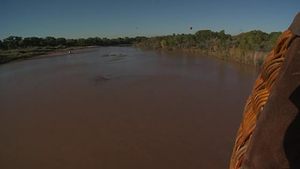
[0,46,260,169]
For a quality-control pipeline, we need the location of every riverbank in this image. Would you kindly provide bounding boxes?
[0,46,100,64]
[136,46,268,67]
[180,47,268,67]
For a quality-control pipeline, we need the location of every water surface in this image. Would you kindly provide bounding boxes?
[0,46,260,169]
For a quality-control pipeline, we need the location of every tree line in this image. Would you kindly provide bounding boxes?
[134,30,282,66]
[0,36,148,50]
[134,30,281,52]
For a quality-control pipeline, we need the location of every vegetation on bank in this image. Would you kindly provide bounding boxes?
[0,36,145,64]
[134,30,282,66]
[0,30,281,66]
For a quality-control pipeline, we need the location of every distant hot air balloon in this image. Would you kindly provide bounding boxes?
[190,27,193,30]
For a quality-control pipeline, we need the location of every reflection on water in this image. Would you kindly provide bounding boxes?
[0,46,260,169]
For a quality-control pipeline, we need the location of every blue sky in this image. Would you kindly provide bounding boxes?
[0,0,299,40]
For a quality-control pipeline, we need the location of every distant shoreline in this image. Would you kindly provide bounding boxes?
[0,46,98,65]
[28,46,99,60]
[0,44,133,65]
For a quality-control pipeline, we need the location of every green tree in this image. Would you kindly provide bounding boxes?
[56,38,66,46]
[94,37,102,45]
[268,32,281,49]
[167,36,176,49]
[77,38,87,46]
[195,30,215,43]
[153,39,161,49]
[110,38,117,45]
[66,39,77,46]
[217,30,231,50]
[124,37,130,44]
[102,38,109,45]
[161,39,167,49]
[45,37,56,46]
[0,40,5,49]
[23,37,40,47]
[3,36,22,49]
[117,37,124,44]
[39,38,47,46]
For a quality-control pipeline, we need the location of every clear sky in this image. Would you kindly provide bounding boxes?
[1,0,299,40]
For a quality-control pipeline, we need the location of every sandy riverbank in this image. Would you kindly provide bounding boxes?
[29,46,99,60]
[2,46,99,64]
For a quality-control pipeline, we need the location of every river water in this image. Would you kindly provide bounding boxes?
[0,46,260,169]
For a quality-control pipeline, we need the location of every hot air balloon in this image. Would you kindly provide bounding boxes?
[189,27,193,30]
